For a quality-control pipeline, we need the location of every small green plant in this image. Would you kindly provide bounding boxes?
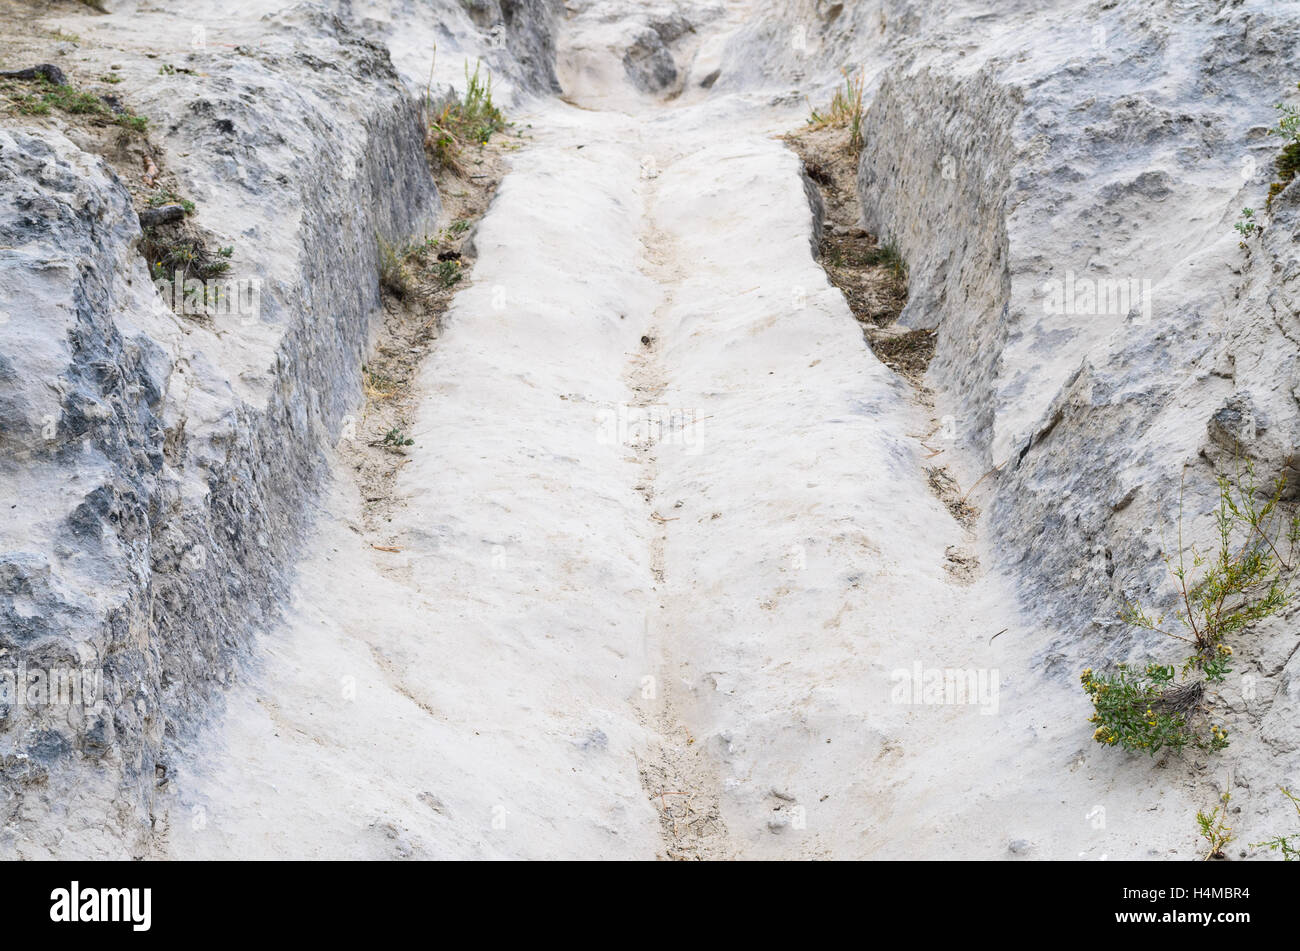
[1267,82,1300,209]
[449,219,470,235]
[1083,465,1298,757]
[4,75,148,131]
[1197,790,1233,860]
[807,67,866,151]
[1234,207,1260,245]
[425,58,507,173]
[99,74,123,85]
[1251,788,1300,860]
[863,240,907,282]
[382,427,414,448]
[148,190,195,214]
[436,258,462,288]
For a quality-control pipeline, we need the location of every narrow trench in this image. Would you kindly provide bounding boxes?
[627,175,729,859]
[782,125,982,574]
[344,136,519,543]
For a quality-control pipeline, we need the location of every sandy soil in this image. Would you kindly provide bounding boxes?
[143,4,1211,861]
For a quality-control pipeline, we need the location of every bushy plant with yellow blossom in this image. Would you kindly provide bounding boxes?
[1083,464,1297,757]
[1081,663,1227,755]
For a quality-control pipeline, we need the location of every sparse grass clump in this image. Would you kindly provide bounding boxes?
[807,67,865,151]
[1252,788,1300,860]
[376,220,479,301]
[1083,465,1298,757]
[425,60,506,174]
[2,74,148,131]
[377,235,413,298]
[363,367,400,400]
[863,240,907,281]
[148,189,196,214]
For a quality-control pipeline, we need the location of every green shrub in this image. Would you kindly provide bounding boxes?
[1082,663,1226,755]
[1083,465,1297,756]
[436,258,462,288]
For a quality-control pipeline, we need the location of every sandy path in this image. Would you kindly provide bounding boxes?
[154,93,985,859]
[158,62,1204,859]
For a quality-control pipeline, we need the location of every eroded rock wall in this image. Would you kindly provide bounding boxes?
[0,0,559,857]
[724,0,1300,644]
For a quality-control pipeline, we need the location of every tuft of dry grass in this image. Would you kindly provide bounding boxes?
[362,367,401,401]
[807,67,865,151]
[377,235,413,299]
[424,57,506,175]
